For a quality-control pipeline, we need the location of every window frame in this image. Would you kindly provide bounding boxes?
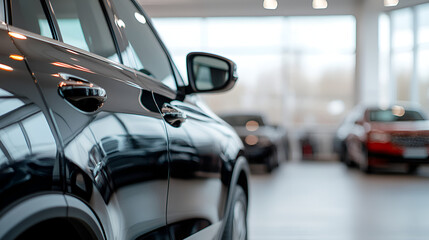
[6,0,124,66]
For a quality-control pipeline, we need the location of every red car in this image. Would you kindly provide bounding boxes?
[344,105,429,173]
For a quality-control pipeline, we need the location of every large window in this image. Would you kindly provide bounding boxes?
[391,9,413,102]
[154,16,356,127]
[417,5,429,112]
[382,3,429,112]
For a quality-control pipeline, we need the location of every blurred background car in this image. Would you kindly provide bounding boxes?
[341,104,429,173]
[220,113,289,172]
[333,105,365,163]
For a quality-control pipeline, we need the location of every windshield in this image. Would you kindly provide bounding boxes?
[369,109,426,122]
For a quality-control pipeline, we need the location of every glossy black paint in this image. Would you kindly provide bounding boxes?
[0,27,60,214]
[0,0,249,239]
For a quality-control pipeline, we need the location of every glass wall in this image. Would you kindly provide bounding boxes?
[153,16,356,127]
[417,4,429,111]
[383,3,429,112]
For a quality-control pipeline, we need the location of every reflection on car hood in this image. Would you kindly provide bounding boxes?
[370,120,429,133]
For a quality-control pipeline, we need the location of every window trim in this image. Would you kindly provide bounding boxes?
[97,0,123,64]
[7,0,124,65]
[41,0,62,41]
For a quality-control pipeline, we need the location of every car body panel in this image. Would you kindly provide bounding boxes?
[0,0,249,239]
[0,27,60,215]
[10,26,170,239]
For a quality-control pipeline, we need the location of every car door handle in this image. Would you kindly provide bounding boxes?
[161,103,187,127]
[58,78,107,112]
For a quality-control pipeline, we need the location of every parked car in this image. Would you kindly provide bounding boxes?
[0,0,250,239]
[220,113,288,172]
[342,105,429,173]
[333,105,365,163]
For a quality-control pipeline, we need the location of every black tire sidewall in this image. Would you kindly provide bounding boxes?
[222,185,248,240]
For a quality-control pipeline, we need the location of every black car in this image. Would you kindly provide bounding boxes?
[220,113,288,172]
[0,0,250,239]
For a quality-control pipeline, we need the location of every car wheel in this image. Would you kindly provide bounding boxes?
[339,142,347,163]
[359,145,373,174]
[222,186,247,240]
[407,164,419,174]
[266,155,274,173]
[344,151,355,168]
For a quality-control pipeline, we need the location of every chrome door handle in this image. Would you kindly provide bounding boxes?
[58,78,106,112]
[161,103,187,127]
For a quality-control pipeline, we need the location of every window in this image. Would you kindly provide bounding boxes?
[111,0,176,90]
[380,3,429,112]
[11,0,53,38]
[391,9,414,101]
[417,5,429,112]
[50,0,119,62]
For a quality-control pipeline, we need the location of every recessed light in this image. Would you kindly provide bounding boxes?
[313,0,328,9]
[384,0,399,7]
[263,0,278,10]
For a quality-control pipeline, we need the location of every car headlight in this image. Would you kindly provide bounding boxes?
[368,132,390,143]
[244,135,272,146]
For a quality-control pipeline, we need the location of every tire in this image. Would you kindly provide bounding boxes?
[407,164,419,174]
[344,151,355,168]
[339,142,347,163]
[222,186,248,240]
[265,154,274,173]
[359,146,373,174]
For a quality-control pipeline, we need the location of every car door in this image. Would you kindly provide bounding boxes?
[0,24,63,239]
[108,1,243,239]
[8,0,169,239]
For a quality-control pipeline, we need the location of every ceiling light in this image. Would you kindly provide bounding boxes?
[384,0,399,7]
[313,0,328,9]
[263,0,278,10]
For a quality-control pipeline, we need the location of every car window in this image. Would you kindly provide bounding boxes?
[10,0,53,38]
[111,0,176,90]
[369,109,426,122]
[50,0,120,63]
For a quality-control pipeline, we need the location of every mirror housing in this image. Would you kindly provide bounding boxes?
[185,52,238,94]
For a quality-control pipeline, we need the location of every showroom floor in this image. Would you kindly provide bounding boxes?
[248,160,429,240]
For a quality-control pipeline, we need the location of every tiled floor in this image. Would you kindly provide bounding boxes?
[248,160,429,240]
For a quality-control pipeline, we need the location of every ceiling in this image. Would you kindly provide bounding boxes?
[138,0,429,18]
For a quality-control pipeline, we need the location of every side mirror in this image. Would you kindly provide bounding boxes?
[186,52,238,94]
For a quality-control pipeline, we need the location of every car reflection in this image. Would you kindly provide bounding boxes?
[69,112,169,203]
[220,113,288,173]
[0,90,57,210]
